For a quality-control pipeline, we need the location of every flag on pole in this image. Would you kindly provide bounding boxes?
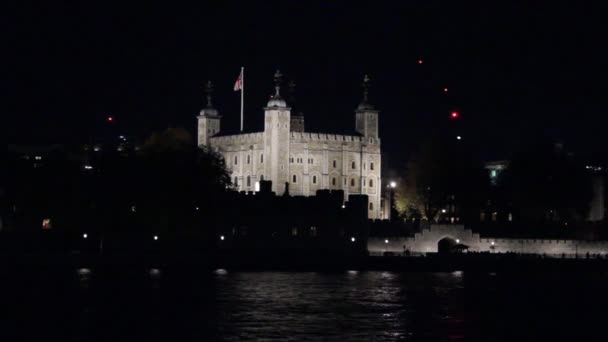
[234,69,243,91]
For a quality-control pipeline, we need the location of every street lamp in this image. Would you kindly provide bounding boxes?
[351,237,356,242]
[82,233,88,239]
[389,181,397,189]
[153,235,158,241]
[220,235,225,241]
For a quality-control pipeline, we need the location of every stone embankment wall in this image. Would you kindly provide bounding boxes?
[368,224,608,257]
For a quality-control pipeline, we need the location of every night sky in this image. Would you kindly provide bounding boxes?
[8,2,607,168]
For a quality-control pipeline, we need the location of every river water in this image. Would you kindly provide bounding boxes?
[1,267,607,341]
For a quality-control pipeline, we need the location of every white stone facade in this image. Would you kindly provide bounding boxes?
[197,84,383,219]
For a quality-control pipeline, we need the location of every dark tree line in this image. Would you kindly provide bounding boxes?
[6,128,232,240]
[395,136,597,232]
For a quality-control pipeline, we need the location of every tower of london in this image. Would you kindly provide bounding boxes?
[197,71,383,219]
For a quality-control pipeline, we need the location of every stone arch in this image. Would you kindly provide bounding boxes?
[438,236,458,254]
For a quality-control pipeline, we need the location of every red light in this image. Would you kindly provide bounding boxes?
[418,59,423,64]
[107,116,113,122]
[450,111,459,119]
[443,87,449,92]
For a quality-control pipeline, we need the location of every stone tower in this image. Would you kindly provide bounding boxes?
[197,81,221,146]
[263,70,291,195]
[355,75,379,139]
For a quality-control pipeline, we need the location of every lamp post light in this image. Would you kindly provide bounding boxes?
[387,181,397,221]
[220,235,225,241]
[153,235,158,241]
[82,233,88,239]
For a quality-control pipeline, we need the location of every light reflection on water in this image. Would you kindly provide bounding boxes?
[4,268,608,341]
[212,271,465,341]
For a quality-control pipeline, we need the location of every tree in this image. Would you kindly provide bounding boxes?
[133,127,231,234]
[395,137,488,223]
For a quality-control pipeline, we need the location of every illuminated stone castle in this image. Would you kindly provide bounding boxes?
[197,71,382,219]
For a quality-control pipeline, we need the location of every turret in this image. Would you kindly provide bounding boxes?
[355,75,379,139]
[197,81,221,146]
[263,70,291,195]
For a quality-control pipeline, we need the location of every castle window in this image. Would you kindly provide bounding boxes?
[350,178,355,187]
[292,175,297,183]
[234,177,238,186]
[332,178,336,186]
[290,157,294,163]
[260,175,264,181]
[344,178,347,185]
[363,163,366,170]
[333,160,337,168]
[260,154,264,163]
[234,156,238,165]
[312,175,317,184]
[369,179,374,187]
[370,162,374,170]
[369,202,373,210]
[246,176,251,186]
[351,161,356,169]
[247,155,250,164]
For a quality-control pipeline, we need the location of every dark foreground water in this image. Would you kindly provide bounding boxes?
[1,266,607,341]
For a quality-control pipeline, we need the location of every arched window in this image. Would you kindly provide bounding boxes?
[363,162,366,170]
[260,154,264,163]
[234,156,238,165]
[312,175,317,184]
[246,176,251,186]
[351,161,356,169]
[370,162,374,170]
[333,160,337,168]
[369,179,374,187]
[369,202,374,210]
[247,155,250,164]
[234,177,238,186]
[350,178,355,187]
[332,177,336,186]
[292,175,297,183]
[260,174,264,181]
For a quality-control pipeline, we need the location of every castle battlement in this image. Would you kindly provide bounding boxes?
[290,132,364,142]
[209,132,264,146]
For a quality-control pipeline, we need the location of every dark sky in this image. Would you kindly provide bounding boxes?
[8,1,608,167]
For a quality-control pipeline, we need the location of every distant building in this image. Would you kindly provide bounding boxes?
[484,160,509,186]
[197,72,383,219]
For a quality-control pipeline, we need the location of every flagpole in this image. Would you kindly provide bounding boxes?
[240,66,244,132]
